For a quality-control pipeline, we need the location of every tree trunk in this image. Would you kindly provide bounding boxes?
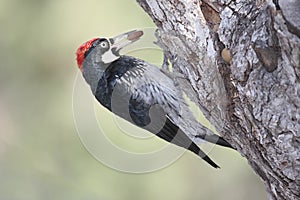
[136,0,300,199]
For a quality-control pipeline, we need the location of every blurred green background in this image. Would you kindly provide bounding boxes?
[0,0,267,199]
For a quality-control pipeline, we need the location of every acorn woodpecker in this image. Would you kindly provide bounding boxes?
[76,30,233,168]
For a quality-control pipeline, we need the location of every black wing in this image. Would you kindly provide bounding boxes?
[94,56,231,168]
[128,95,220,168]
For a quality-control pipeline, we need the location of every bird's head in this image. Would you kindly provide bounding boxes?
[76,30,143,71]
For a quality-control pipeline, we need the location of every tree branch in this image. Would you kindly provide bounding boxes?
[137,0,300,199]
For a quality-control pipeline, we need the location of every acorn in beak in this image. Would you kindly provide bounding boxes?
[111,30,144,52]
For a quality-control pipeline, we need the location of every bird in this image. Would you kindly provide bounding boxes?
[75,30,233,168]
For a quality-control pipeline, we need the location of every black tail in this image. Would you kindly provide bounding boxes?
[153,118,220,168]
[196,134,234,149]
[187,142,220,168]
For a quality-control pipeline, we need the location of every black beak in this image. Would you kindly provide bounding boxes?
[111,30,144,52]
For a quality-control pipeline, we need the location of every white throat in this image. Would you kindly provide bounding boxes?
[101,50,119,64]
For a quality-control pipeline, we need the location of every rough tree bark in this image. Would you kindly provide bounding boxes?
[136,0,300,199]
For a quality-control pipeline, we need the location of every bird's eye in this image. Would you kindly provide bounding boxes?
[100,41,108,48]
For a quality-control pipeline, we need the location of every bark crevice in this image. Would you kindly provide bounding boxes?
[137,0,300,199]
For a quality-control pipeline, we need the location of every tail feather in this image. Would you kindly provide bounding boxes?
[196,134,234,149]
[188,142,220,168]
[154,118,220,168]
